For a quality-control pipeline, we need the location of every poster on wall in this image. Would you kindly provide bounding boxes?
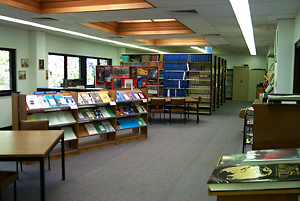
[148,67,158,84]
[130,67,137,78]
[137,76,147,88]
[124,79,133,89]
[137,66,148,76]
[96,66,105,83]
[114,67,130,78]
[105,66,113,82]
[113,78,122,90]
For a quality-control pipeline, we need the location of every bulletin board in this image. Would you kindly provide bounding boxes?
[95,65,159,97]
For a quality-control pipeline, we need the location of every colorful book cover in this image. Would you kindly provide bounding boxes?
[63,95,77,108]
[96,66,105,83]
[54,94,68,107]
[77,94,85,105]
[136,117,147,126]
[130,67,137,78]
[26,95,42,110]
[44,95,58,107]
[80,93,95,104]
[90,92,103,104]
[125,91,133,100]
[101,120,115,132]
[207,163,300,191]
[84,123,98,135]
[136,91,146,99]
[137,76,147,88]
[92,108,103,118]
[136,105,147,113]
[116,92,123,102]
[244,148,300,165]
[92,122,106,134]
[118,91,131,101]
[37,95,50,109]
[98,91,111,103]
[78,109,85,121]
[98,107,110,118]
[129,91,140,100]
[218,154,247,167]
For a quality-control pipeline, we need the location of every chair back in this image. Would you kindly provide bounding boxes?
[170,98,185,106]
[238,109,246,119]
[151,98,165,106]
[19,120,49,130]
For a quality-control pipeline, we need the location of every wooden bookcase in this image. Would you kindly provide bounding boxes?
[12,88,148,160]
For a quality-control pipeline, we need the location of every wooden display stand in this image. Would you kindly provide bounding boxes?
[252,99,300,150]
[12,88,148,161]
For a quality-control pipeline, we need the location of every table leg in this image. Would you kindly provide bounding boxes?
[61,135,65,180]
[197,102,199,124]
[40,159,45,201]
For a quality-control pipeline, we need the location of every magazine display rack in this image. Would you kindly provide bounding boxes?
[12,88,148,160]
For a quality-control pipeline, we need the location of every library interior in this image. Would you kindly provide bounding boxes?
[1,0,300,200]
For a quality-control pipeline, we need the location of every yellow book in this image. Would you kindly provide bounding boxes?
[98,92,111,103]
[27,114,35,121]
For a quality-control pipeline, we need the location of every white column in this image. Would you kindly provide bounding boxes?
[274,19,295,93]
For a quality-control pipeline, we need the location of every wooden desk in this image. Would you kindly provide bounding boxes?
[208,187,300,201]
[0,130,65,201]
[148,97,200,124]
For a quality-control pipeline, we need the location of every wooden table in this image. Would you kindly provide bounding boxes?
[148,97,200,124]
[208,187,300,201]
[0,130,65,201]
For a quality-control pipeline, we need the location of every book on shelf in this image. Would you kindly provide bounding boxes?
[98,107,112,118]
[63,95,77,109]
[26,95,42,110]
[92,108,103,118]
[136,91,146,99]
[80,93,95,104]
[27,114,35,121]
[105,107,116,117]
[117,118,140,129]
[92,122,106,134]
[207,163,300,191]
[244,148,300,165]
[53,94,68,107]
[61,126,77,141]
[129,91,140,100]
[46,112,60,126]
[81,108,96,120]
[136,117,147,126]
[117,91,131,101]
[116,121,122,130]
[98,91,111,103]
[32,112,47,121]
[37,95,50,109]
[116,92,123,102]
[135,105,147,113]
[101,120,115,132]
[218,154,247,167]
[61,111,76,124]
[77,94,85,105]
[84,123,98,135]
[44,95,58,107]
[78,109,85,121]
[90,92,103,104]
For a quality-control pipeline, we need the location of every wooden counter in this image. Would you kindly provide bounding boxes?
[252,99,300,150]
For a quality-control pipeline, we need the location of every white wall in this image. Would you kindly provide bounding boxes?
[218,54,267,70]
[275,19,295,93]
[0,25,122,128]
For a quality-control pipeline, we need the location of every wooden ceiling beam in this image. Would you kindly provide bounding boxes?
[0,0,154,14]
[136,38,212,46]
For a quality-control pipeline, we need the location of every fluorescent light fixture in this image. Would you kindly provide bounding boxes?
[229,0,256,55]
[190,46,206,53]
[0,15,168,54]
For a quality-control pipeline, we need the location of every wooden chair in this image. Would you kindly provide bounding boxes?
[19,120,50,171]
[0,170,18,201]
[186,96,201,120]
[149,98,166,124]
[169,98,186,125]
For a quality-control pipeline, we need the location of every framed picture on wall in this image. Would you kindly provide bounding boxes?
[39,59,44,70]
[21,58,29,68]
[19,70,26,80]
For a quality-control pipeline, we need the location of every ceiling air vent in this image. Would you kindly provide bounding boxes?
[171,9,198,14]
[31,17,60,21]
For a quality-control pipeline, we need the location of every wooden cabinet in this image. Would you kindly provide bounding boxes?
[248,69,265,101]
[252,99,300,150]
[232,66,249,101]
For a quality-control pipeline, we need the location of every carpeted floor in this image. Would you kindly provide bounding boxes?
[0,100,253,201]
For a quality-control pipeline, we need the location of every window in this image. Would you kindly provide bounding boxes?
[48,54,64,87]
[48,53,111,88]
[0,48,16,95]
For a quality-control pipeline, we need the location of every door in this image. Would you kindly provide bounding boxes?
[232,66,249,101]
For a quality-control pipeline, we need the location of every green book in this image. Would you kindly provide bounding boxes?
[93,121,106,134]
[105,107,116,117]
